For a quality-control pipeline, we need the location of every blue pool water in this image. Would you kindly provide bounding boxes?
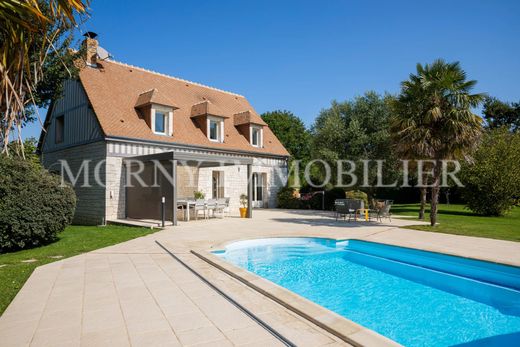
[215,238,520,347]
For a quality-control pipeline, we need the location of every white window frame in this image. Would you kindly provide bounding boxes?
[207,116,224,143]
[151,106,173,136]
[250,125,263,147]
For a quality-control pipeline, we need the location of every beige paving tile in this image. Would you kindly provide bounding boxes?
[30,325,81,347]
[222,325,275,345]
[128,329,181,347]
[176,326,227,346]
[80,328,130,347]
[165,311,213,333]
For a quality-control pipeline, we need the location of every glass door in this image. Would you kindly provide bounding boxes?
[252,173,265,208]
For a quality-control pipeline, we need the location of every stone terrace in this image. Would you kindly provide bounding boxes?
[1,209,519,347]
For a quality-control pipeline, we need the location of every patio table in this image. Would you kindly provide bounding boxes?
[177,199,196,221]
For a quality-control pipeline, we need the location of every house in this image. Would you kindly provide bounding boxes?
[37,33,289,225]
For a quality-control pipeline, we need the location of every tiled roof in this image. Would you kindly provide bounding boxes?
[79,60,289,157]
[190,100,228,118]
[135,88,179,109]
[233,110,267,126]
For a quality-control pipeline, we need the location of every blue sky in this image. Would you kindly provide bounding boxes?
[24,0,520,139]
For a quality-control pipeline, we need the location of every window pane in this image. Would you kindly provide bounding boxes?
[55,116,64,144]
[210,120,218,140]
[155,112,165,133]
[252,128,258,145]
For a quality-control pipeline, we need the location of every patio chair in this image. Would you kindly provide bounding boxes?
[192,199,206,220]
[224,197,230,217]
[377,201,392,222]
[216,198,227,218]
[334,199,349,221]
[346,199,364,221]
[205,199,217,219]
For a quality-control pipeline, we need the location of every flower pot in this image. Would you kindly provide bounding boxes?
[239,207,247,218]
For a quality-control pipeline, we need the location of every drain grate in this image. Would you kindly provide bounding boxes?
[155,240,296,347]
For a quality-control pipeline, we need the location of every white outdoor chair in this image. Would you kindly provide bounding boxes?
[205,199,217,219]
[192,199,206,220]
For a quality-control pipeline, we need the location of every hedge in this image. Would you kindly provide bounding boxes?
[0,156,76,252]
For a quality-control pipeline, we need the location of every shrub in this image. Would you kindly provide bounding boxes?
[461,129,520,216]
[324,187,346,210]
[0,156,76,252]
[276,186,302,209]
[345,190,368,207]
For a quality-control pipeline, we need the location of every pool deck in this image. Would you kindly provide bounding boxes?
[1,209,519,347]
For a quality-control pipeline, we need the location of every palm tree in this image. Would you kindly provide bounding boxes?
[392,59,484,226]
[0,0,89,156]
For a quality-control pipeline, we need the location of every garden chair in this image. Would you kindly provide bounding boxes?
[216,198,227,218]
[192,199,206,220]
[334,199,349,221]
[205,199,218,219]
[346,199,364,221]
[377,201,392,222]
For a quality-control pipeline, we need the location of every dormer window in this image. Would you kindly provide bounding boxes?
[251,126,262,147]
[134,88,178,136]
[152,107,173,136]
[155,111,166,134]
[207,116,224,142]
[233,110,267,147]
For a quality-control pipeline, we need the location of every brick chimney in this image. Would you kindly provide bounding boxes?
[82,32,98,67]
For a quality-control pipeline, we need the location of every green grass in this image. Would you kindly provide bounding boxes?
[0,225,157,315]
[393,203,520,242]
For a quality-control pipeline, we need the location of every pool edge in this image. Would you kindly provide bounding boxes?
[191,249,402,347]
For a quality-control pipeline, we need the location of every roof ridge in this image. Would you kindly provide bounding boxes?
[107,59,245,98]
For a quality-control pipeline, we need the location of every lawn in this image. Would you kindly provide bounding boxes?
[0,225,157,315]
[393,203,520,242]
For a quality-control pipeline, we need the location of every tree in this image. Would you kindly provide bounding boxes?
[0,0,89,156]
[262,110,312,187]
[461,128,520,216]
[482,97,520,132]
[261,110,311,161]
[311,91,398,194]
[393,59,484,226]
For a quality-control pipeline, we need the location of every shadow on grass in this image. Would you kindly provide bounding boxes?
[392,205,480,218]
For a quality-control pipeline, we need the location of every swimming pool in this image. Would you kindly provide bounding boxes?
[214,238,520,347]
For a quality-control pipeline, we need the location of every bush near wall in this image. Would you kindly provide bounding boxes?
[0,156,76,252]
[278,186,358,210]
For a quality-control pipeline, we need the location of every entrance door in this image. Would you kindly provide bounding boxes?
[212,171,224,198]
[252,173,266,208]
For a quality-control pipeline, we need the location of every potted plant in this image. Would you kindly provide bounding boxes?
[239,193,248,218]
[194,190,205,199]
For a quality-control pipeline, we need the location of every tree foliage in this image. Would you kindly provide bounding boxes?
[261,110,311,161]
[461,129,520,216]
[392,59,484,225]
[311,91,398,194]
[0,0,89,156]
[482,97,520,132]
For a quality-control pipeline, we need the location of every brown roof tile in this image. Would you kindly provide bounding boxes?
[233,110,267,126]
[79,60,289,157]
[135,88,179,109]
[190,100,228,118]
